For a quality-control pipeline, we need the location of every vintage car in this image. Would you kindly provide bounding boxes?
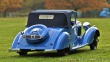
[9,10,100,56]
[100,8,110,17]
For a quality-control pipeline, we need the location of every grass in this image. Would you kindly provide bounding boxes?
[0,17,110,62]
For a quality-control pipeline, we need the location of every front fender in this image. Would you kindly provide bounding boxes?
[54,32,70,50]
[82,26,100,45]
[11,32,21,48]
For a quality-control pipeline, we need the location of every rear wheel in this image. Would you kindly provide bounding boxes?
[90,37,99,50]
[57,48,70,56]
[17,50,28,56]
[18,51,27,56]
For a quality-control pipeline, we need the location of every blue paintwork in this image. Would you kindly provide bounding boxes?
[71,26,99,47]
[11,25,99,51]
[12,32,21,48]
[82,27,98,44]
[12,27,69,50]
[10,10,100,53]
[54,32,70,50]
[100,8,110,17]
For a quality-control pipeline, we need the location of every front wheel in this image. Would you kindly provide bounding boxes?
[90,37,99,50]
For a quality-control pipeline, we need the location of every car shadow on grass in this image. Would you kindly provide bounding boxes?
[11,49,92,58]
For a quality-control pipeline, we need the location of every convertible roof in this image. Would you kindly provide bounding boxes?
[27,10,76,27]
[31,10,76,14]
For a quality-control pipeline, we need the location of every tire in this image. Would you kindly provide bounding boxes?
[18,51,27,56]
[90,37,99,50]
[57,48,70,56]
[17,50,28,56]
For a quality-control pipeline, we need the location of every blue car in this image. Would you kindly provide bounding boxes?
[100,8,110,17]
[9,10,100,56]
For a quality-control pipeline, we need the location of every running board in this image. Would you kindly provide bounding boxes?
[71,44,88,50]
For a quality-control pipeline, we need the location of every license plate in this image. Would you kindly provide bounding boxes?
[23,35,43,39]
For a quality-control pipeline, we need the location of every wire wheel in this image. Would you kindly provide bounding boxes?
[90,37,99,50]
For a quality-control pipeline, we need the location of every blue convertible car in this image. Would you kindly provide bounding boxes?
[9,10,100,56]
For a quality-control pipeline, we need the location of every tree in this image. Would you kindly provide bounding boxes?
[31,0,45,10]
[22,0,45,13]
[45,0,110,12]
[45,0,70,9]
[0,0,23,17]
[106,0,110,4]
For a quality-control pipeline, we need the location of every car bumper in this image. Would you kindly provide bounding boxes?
[9,48,56,52]
[9,48,20,52]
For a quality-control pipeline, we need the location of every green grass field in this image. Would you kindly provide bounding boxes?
[0,17,110,62]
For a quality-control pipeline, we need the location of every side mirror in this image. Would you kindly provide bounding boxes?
[83,22,90,31]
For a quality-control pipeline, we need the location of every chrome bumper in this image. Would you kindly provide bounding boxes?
[9,48,57,52]
[9,48,20,52]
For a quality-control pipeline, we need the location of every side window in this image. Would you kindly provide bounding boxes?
[71,14,75,25]
[71,14,75,21]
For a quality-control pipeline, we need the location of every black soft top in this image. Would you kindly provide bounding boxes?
[26,10,76,27]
